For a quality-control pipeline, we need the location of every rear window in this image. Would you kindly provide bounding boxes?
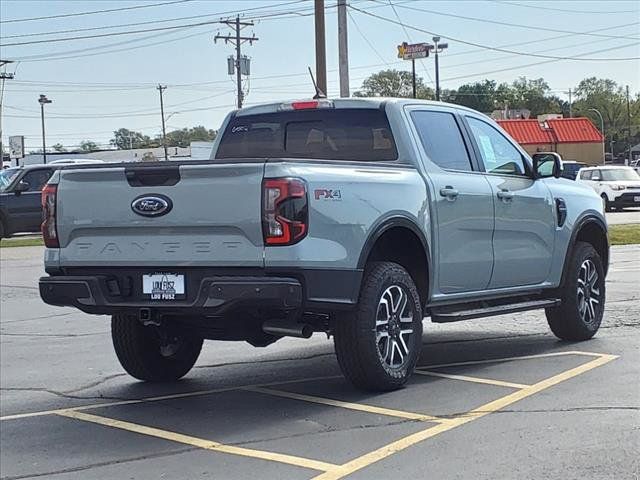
[215,108,398,161]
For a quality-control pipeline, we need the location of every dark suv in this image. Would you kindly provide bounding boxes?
[0,164,60,238]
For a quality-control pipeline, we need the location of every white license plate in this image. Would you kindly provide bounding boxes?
[635,196,640,202]
[142,273,185,300]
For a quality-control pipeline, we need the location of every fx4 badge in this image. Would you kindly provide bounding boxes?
[314,189,342,201]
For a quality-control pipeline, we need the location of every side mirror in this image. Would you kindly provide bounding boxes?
[532,152,563,179]
[13,180,30,194]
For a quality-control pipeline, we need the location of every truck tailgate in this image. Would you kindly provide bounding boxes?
[55,163,265,267]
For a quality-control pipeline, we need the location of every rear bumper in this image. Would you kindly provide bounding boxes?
[39,268,361,316]
[39,275,303,316]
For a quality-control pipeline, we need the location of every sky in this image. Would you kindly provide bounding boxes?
[1,0,639,151]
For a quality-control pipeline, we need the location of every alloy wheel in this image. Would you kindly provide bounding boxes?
[375,285,415,368]
[577,259,601,324]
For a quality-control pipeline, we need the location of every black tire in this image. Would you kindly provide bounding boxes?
[0,220,6,239]
[111,315,203,382]
[546,241,605,341]
[601,194,612,212]
[334,262,423,392]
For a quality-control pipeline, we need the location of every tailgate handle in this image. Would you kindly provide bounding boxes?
[125,166,180,187]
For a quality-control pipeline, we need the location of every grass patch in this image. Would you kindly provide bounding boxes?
[0,237,44,248]
[609,224,640,246]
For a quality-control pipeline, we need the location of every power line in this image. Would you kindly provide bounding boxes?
[349,5,640,61]
[489,0,640,15]
[0,0,305,40]
[347,11,389,66]
[381,1,640,41]
[1,0,192,24]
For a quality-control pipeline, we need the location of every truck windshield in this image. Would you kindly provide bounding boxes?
[0,168,20,192]
[215,108,398,161]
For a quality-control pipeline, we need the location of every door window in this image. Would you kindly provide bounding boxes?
[21,169,53,192]
[466,117,527,176]
[411,111,473,171]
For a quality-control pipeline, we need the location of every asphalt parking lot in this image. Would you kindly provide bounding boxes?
[1,245,639,480]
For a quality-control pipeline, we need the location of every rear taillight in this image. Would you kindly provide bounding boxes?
[41,184,59,248]
[262,178,308,246]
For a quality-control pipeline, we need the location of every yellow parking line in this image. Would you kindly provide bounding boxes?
[312,353,618,480]
[0,375,342,422]
[57,410,338,473]
[420,350,603,369]
[414,370,530,389]
[245,386,444,423]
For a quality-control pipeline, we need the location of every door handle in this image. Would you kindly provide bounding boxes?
[439,186,459,200]
[497,189,514,201]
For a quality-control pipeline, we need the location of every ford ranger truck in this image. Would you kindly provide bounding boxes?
[39,98,609,391]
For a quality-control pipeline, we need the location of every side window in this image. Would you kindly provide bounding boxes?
[579,170,592,180]
[466,117,527,176]
[410,110,473,171]
[591,170,602,181]
[21,169,53,192]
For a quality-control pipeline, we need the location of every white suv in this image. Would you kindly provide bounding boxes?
[576,166,640,211]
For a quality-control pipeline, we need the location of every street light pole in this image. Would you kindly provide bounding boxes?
[588,108,606,165]
[429,36,448,101]
[38,94,52,164]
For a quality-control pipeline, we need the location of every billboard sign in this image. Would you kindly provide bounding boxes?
[397,42,430,60]
[9,136,24,159]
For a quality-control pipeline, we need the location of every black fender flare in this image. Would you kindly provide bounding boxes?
[357,215,432,298]
[560,214,609,288]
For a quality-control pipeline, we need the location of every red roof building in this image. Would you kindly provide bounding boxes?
[496,117,604,165]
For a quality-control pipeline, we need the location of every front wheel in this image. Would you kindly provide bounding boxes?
[111,315,203,382]
[601,194,612,212]
[334,262,423,391]
[546,241,605,341]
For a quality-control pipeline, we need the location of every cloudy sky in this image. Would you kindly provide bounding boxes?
[1,0,638,150]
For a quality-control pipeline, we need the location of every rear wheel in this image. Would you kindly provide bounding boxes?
[111,315,203,382]
[0,220,6,239]
[546,242,605,341]
[334,262,423,391]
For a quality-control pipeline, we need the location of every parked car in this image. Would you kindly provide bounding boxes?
[39,98,609,392]
[560,161,587,180]
[0,164,61,238]
[576,165,640,211]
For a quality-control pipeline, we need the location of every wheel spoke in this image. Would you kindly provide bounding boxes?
[376,284,415,369]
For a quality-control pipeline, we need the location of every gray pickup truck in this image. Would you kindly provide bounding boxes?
[39,98,608,391]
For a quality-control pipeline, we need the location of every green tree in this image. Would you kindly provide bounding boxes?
[354,69,434,99]
[162,126,217,148]
[572,77,638,156]
[52,143,66,152]
[448,80,498,113]
[79,140,98,152]
[111,128,154,150]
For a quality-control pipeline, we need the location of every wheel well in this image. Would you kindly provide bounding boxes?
[575,221,609,274]
[365,227,429,306]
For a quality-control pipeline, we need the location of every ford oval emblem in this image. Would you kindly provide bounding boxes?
[131,194,172,217]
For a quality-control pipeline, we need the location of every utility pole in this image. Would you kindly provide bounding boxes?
[0,60,15,163]
[38,94,52,164]
[314,0,327,96]
[411,59,416,98]
[215,16,258,109]
[568,88,572,118]
[157,84,168,161]
[428,37,448,101]
[337,0,349,98]
[588,108,605,165]
[626,85,631,165]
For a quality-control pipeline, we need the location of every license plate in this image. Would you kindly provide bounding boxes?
[142,273,184,300]
[635,196,640,202]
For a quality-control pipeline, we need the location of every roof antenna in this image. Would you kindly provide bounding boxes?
[308,67,326,99]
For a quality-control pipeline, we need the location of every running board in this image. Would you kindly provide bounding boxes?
[431,299,561,323]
